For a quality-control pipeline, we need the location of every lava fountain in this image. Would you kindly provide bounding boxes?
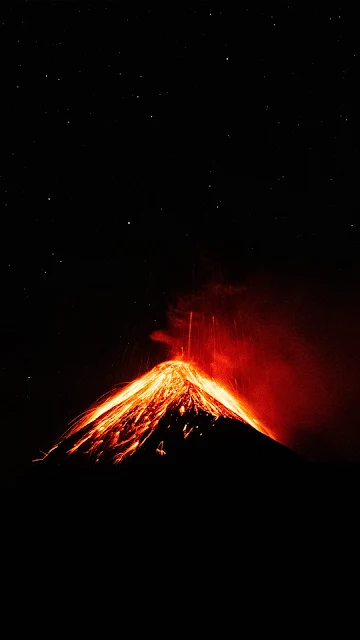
[34,359,269,465]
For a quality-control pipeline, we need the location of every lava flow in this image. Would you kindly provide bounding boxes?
[35,359,269,465]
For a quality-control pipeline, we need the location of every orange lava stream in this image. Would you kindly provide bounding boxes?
[36,359,269,464]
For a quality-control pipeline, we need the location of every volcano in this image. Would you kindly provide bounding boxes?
[34,360,297,470]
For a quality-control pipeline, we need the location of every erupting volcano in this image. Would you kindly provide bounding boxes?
[35,359,271,466]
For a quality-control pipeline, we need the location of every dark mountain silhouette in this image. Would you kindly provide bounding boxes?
[19,409,301,500]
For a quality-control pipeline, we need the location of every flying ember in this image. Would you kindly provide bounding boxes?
[35,359,268,465]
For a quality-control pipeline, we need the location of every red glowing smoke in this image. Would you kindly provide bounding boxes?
[151,275,360,461]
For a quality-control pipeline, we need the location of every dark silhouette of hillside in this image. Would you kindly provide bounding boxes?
[16,411,301,503]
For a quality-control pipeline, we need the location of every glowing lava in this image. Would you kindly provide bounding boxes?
[35,359,269,465]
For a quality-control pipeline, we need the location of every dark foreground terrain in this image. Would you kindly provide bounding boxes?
[8,414,359,524]
[4,417,359,558]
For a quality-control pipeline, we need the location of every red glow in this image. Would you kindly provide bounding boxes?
[35,276,360,465]
[151,278,360,461]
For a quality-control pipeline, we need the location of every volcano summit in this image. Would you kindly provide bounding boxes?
[35,359,283,467]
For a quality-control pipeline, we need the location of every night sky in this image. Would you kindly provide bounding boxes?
[3,2,360,479]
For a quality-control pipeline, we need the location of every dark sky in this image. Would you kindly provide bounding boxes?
[2,2,360,475]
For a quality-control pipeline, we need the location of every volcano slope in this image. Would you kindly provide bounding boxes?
[20,360,302,503]
[27,406,300,485]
